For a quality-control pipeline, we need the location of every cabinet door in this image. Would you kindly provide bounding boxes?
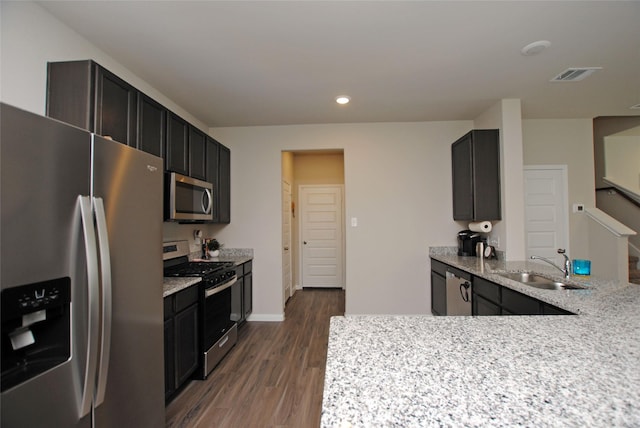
[231,276,243,323]
[175,303,199,386]
[542,303,574,315]
[95,66,137,147]
[189,126,207,180]
[205,137,220,223]
[502,288,541,315]
[137,93,165,158]
[473,276,501,305]
[46,60,94,130]
[471,130,501,220]
[164,318,175,400]
[452,134,474,220]
[166,113,189,175]
[472,294,501,316]
[243,272,253,319]
[218,144,231,223]
[430,271,446,316]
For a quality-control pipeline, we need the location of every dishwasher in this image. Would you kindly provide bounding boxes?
[446,269,472,315]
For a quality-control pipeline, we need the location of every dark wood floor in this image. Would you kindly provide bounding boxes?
[166,288,345,428]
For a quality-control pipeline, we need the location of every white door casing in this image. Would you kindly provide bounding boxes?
[282,180,293,307]
[300,185,344,288]
[524,166,570,266]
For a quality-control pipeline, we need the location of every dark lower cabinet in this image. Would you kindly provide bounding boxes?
[431,259,575,316]
[473,294,501,316]
[243,265,253,320]
[164,286,199,401]
[501,287,541,315]
[231,260,253,325]
[163,317,174,401]
[472,275,575,316]
[430,271,446,316]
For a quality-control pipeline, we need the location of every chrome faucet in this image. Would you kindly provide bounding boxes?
[530,249,571,278]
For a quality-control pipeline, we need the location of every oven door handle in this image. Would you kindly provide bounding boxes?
[205,276,237,298]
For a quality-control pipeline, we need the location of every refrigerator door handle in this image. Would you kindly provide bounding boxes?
[78,196,100,417]
[93,197,112,406]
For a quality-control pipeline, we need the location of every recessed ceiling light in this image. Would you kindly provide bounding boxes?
[335,96,350,105]
[521,40,551,56]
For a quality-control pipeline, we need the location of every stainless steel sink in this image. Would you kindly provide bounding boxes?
[497,272,585,290]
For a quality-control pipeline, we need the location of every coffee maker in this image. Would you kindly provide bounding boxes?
[457,230,485,256]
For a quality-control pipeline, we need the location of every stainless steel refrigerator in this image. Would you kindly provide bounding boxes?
[1,103,165,427]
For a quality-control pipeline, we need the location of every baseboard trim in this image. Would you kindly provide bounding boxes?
[246,313,285,322]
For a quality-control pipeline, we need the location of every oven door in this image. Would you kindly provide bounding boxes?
[200,276,237,378]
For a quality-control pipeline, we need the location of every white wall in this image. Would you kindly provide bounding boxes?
[211,122,471,317]
[604,134,640,194]
[522,119,595,259]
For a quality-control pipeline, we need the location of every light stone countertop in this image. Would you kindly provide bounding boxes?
[321,248,640,427]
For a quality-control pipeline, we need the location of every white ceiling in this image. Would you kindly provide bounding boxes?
[38,1,640,127]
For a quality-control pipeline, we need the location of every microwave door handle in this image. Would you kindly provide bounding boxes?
[202,188,213,215]
[93,197,112,407]
[78,196,100,417]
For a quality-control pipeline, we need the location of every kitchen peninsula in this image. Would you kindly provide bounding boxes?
[321,248,640,427]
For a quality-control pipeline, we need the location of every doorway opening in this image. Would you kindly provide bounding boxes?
[281,150,346,309]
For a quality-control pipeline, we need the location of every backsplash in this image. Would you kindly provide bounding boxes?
[188,247,254,260]
[430,246,504,260]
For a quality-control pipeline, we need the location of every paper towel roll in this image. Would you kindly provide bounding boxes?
[468,221,492,233]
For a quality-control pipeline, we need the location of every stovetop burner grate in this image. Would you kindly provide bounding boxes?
[164,261,235,278]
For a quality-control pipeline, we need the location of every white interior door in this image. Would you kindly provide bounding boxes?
[524,166,569,266]
[300,185,344,288]
[282,181,293,307]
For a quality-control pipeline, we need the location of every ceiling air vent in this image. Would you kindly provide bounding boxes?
[550,67,602,82]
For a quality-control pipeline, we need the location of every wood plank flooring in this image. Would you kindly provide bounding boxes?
[165,288,345,428]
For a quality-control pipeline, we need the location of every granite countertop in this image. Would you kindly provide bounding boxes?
[321,248,640,427]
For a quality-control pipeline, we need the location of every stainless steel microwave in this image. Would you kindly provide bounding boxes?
[166,172,214,221]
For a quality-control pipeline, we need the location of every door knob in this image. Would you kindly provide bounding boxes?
[303,241,307,245]
[284,247,289,250]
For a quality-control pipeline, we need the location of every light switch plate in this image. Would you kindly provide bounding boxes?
[351,217,358,227]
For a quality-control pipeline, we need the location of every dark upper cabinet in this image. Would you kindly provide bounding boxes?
[451,129,501,221]
[137,93,166,158]
[166,113,189,175]
[47,60,137,147]
[218,144,231,224]
[206,137,221,223]
[189,126,207,180]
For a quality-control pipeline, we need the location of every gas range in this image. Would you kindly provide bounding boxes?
[163,240,238,379]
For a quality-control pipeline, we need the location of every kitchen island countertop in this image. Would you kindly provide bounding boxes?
[321,248,640,427]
